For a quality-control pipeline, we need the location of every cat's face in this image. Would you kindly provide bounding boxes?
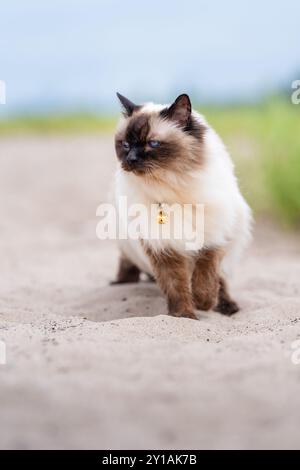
[115,93,205,177]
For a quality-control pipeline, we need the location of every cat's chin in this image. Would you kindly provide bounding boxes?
[122,165,154,177]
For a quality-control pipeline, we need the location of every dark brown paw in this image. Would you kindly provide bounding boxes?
[194,296,218,312]
[109,279,139,285]
[170,310,199,320]
[214,299,239,316]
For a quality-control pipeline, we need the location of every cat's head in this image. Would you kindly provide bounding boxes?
[115,93,206,177]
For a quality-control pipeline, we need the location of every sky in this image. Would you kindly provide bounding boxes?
[0,0,300,114]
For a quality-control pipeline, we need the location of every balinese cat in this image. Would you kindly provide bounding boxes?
[113,93,252,320]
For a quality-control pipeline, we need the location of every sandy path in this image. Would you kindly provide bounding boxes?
[0,135,300,449]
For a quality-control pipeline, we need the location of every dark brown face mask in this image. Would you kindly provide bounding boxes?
[115,93,206,175]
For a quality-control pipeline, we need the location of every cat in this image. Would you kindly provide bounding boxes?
[112,92,252,320]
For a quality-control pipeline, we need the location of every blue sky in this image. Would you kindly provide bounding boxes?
[0,0,300,114]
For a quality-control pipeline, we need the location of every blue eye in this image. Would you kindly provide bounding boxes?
[148,140,160,148]
[122,141,130,150]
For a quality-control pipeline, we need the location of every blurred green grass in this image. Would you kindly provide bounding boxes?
[0,113,116,135]
[0,97,299,227]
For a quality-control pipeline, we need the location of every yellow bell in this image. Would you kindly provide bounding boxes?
[157,209,167,224]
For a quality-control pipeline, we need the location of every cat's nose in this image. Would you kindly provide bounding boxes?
[126,150,138,164]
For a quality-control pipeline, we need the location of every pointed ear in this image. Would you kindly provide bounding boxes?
[165,94,191,127]
[116,92,139,117]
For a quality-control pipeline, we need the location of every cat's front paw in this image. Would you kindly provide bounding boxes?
[194,294,218,312]
[169,310,198,320]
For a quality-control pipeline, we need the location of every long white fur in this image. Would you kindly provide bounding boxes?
[115,103,252,276]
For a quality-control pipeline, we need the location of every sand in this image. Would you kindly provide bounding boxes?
[0,135,300,450]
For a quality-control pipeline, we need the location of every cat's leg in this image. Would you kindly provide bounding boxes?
[192,248,221,311]
[214,277,239,315]
[111,254,140,284]
[143,245,197,320]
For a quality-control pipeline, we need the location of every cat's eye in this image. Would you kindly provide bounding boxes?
[148,140,160,148]
[122,141,130,150]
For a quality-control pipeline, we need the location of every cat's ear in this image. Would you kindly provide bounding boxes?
[116,92,139,117]
[165,94,191,127]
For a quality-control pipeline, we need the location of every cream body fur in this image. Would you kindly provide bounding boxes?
[115,102,252,277]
